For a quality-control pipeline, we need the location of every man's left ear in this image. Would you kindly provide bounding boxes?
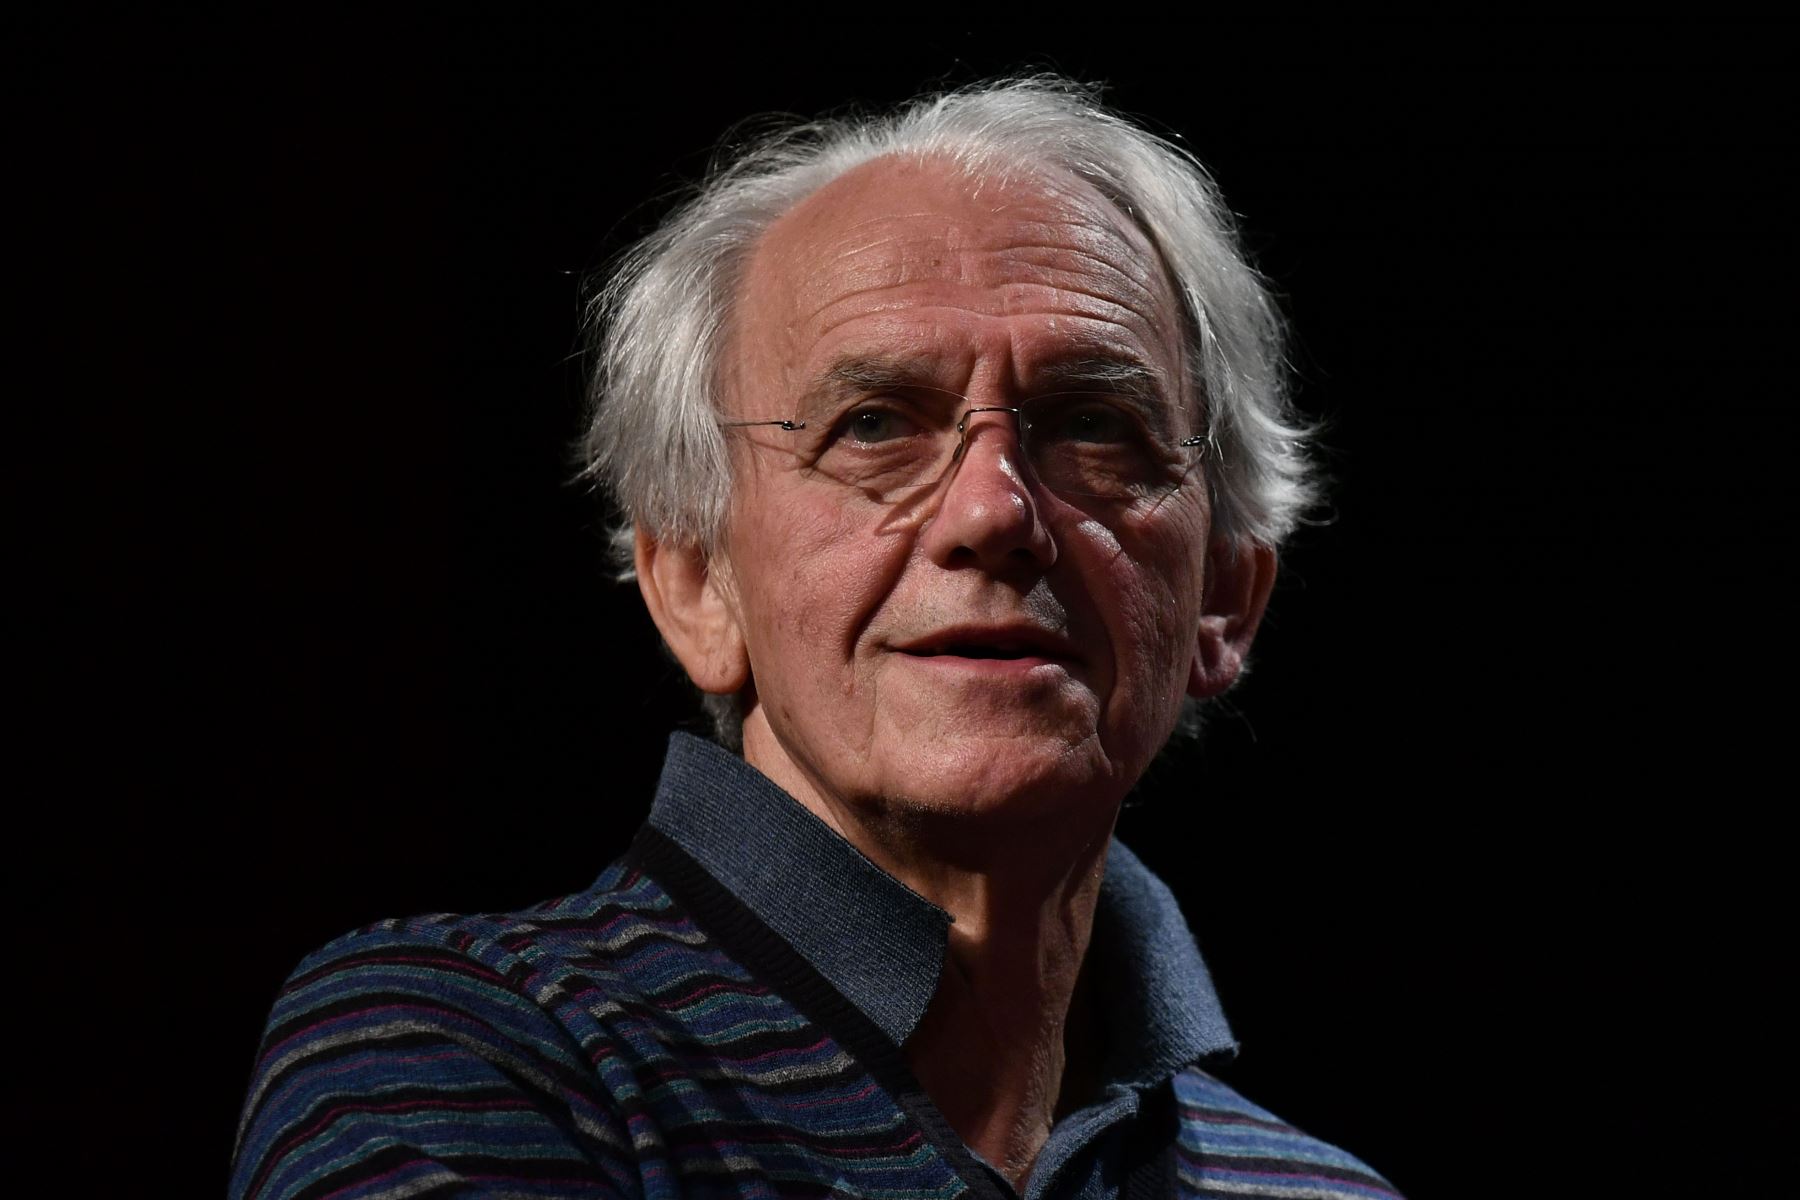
[1187,538,1278,699]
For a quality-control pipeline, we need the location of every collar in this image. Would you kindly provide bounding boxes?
[646,732,1237,1074]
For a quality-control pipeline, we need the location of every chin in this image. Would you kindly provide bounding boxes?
[868,726,1130,828]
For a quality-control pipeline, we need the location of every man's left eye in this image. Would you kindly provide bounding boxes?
[1049,403,1134,444]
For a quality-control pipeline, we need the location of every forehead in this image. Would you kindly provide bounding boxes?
[728,155,1188,404]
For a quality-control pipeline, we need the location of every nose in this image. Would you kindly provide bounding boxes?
[918,408,1058,574]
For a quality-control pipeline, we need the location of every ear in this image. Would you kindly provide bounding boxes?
[1187,538,1278,700]
[634,528,751,696]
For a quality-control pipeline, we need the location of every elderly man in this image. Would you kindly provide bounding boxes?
[232,79,1400,1199]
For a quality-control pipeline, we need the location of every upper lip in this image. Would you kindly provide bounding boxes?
[890,624,1080,662]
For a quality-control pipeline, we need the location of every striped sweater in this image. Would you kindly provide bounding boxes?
[231,735,1401,1199]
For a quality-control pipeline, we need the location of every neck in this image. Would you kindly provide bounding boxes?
[901,836,1112,1188]
[742,718,1118,1189]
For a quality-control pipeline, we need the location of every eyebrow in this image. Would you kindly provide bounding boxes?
[795,356,963,419]
[1029,357,1181,437]
[1030,357,1166,400]
[825,356,950,393]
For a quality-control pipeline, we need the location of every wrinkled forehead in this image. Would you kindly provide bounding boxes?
[726,154,1190,405]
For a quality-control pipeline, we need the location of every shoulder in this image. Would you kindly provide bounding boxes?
[1171,1067,1404,1199]
[229,858,692,1200]
[245,857,680,1067]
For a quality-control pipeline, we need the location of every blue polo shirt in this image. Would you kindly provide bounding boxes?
[647,733,1242,1198]
[231,734,1402,1200]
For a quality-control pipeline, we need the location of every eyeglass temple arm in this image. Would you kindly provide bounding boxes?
[720,419,807,431]
[957,406,1209,449]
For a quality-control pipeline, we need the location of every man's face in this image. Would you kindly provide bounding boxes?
[713,157,1220,829]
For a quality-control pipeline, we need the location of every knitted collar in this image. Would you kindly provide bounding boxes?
[646,732,1236,1075]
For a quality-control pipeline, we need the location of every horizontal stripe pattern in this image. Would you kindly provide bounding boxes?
[1172,1072,1401,1198]
[233,854,1398,1199]
[232,861,968,1199]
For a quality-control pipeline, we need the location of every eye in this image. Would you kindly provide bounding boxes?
[1042,399,1135,445]
[840,406,919,445]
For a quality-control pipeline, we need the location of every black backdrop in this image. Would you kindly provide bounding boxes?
[34,15,1791,1197]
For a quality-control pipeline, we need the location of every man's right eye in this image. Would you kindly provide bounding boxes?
[842,407,918,445]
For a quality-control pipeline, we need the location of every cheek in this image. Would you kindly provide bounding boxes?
[1116,579,1195,701]
[729,492,903,685]
[1091,516,1208,714]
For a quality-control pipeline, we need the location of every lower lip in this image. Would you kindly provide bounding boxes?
[897,653,1069,678]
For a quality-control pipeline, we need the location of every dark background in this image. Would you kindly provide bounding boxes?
[29,15,1790,1197]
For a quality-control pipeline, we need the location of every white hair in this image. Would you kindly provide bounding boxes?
[583,75,1314,560]
[579,76,1317,745]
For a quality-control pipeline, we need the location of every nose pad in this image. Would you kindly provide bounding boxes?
[946,406,1031,486]
[920,406,1056,571]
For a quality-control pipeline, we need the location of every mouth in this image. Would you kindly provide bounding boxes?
[891,626,1079,665]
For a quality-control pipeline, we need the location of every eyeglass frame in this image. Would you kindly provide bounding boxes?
[719,399,1211,505]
